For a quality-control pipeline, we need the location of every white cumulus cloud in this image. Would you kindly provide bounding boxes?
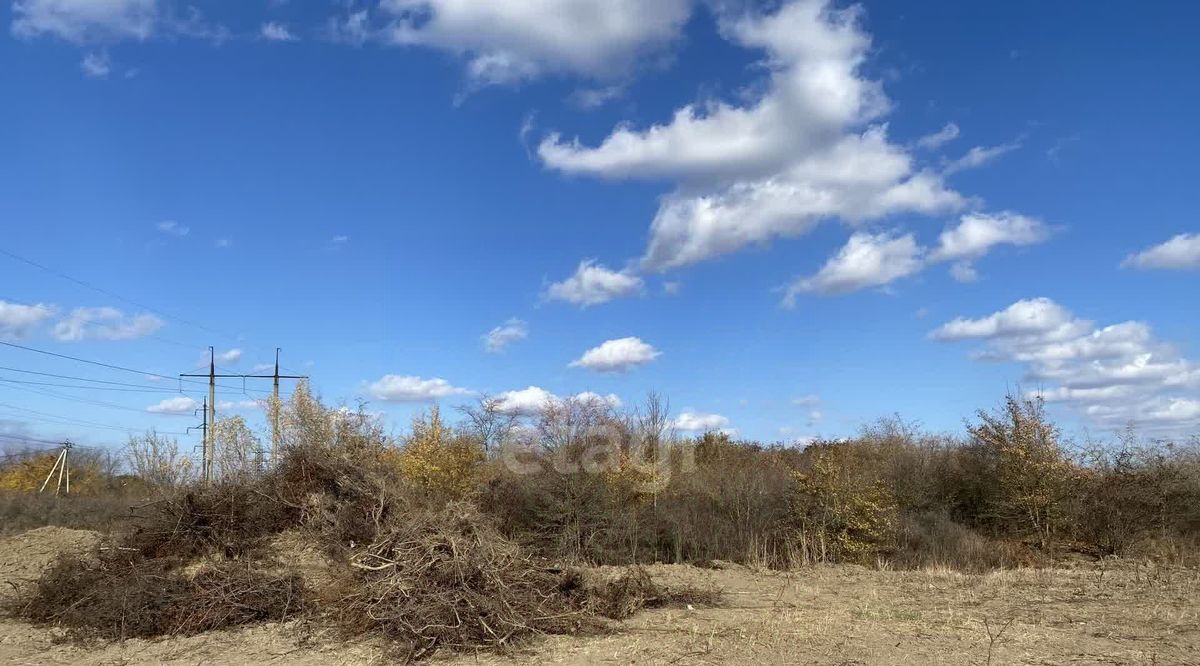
[930,211,1051,281]
[539,0,966,271]
[569,336,660,373]
[492,386,558,415]
[0,301,55,340]
[933,297,1200,434]
[1122,233,1200,271]
[53,307,163,342]
[545,260,643,306]
[930,298,1085,342]
[931,212,1051,262]
[146,395,199,415]
[216,399,262,411]
[367,0,693,86]
[673,410,729,432]
[785,231,923,300]
[572,391,622,410]
[368,374,471,402]
[491,387,622,415]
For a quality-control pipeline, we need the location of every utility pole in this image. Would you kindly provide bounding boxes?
[180,348,307,480]
[272,348,281,461]
[187,400,208,484]
[207,347,216,483]
[39,441,74,496]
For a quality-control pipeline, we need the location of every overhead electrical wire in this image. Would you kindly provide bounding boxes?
[0,247,232,341]
[0,247,297,365]
[0,377,188,394]
[0,433,67,447]
[0,401,190,436]
[0,381,162,414]
[0,340,246,391]
[1,251,306,446]
[0,364,189,391]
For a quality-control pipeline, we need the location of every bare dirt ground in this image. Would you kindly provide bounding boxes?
[1,527,1197,665]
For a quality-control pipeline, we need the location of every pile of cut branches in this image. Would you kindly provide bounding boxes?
[18,552,304,640]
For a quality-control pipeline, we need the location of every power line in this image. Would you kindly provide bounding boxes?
[0,247,232,341]
[0,247,292,365]
[0,370,280,397]
[0,401,189,436]
[0,364,185,390]
[0,434,66,447]
[0,340,245,391]
[0,436,106,454]
[0,377,184,394]
[0,382,155,414]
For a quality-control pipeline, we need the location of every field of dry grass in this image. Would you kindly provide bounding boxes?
[2,527,1196,665]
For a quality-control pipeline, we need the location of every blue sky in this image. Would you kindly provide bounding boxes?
[1,0,1197,452]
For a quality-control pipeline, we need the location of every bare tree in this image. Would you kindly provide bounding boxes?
[457,394,519,456]
[212,416,263,482]
[126,430,195,488]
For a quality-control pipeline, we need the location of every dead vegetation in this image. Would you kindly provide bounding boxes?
[326,502,595,660]
[19,553,305,641]
[3,385,1197,661]
[2,387,722,661]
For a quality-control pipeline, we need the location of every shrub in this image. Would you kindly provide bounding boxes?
[893,511,1034,572]
[125,431,195,489]
[394,407,485,500]
[967,394,1076,550]
[790,441,900,564]
[0,449,117,496]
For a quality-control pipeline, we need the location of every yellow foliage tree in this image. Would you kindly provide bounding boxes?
[790,443,899,563]
[968,394,1076,550]
[395,407,485,499]
[0,451,108,495]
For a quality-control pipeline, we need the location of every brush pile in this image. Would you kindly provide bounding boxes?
[22,553,304,640]
[6,435,718,660]
[327,503,597,659]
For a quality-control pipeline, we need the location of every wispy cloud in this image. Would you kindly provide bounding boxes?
[261,21,297,42]
[157,220,189,237]
[482,318,528,353]
[80,50,110,78]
